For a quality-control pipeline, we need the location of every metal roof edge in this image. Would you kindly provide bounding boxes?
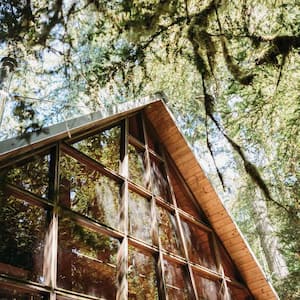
[0,95,162,161]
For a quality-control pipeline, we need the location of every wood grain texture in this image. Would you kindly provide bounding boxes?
[145,100,278,300]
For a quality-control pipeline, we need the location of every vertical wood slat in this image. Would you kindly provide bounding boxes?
[117,119,129,300]
[142,112,168,300]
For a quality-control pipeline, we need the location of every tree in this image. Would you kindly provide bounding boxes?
[0,0,299,297]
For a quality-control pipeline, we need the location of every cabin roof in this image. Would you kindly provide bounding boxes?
[0,95,278,299]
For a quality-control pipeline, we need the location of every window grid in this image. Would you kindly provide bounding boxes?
[0,112,252,299]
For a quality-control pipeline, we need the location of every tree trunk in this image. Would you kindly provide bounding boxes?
[251,193,288,279]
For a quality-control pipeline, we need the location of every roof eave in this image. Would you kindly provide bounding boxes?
[144,100,279,300]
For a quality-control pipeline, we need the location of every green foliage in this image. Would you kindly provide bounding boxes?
[0,0,299,297]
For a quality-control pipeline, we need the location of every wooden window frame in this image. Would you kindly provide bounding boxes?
[0,111,252,299]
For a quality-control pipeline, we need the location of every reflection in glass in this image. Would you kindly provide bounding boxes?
[218,241,242,281]
[193,272,222,300]
[164,260,189,299]
[128,246,158,299]
[5,154,50,198]
[146,125,161,155]
[128,191,152,244]
[129,114,144,142]
[227,283,251,299]
[0,285,47,299]
[57,217,119,298]
[157,207,182,255]
[60,154,120,230]
[0,194,47,283]
[72,125,121,172]
[150,157,170,202]
[181,220,216,270]
[168,166,202,220]
[128,144,148,188]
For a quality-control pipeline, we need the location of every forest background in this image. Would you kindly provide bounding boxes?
[0,1,299,298]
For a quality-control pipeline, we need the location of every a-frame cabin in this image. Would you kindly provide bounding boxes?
[0,96,278,299]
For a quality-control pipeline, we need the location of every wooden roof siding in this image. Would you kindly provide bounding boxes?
[0,97,278,299]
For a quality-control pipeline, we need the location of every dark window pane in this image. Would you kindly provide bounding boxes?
[168,165,203,220]
[193,272,222,300]
[72,125,121,172]
[129,114,144,143]
[164,260,189,300]
[128,144,148,188]
[227,284,252,300]
[146,125,161,155]
[128,191,152,244]
[57,217,119,298]
[0,194,47,283]
[150,157,171,202]
[128,246,158,299]
[0,284,48,299]
[60,154,120,230]
[5,153,50,199]
[218,241,242,281]
[181,220,216,270]
[157,207,182,255]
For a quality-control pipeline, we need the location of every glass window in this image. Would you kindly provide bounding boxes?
[181,220,216,270]
[0,193,47,283]
[128,144,148,188]
[128,246,158,299]
[128,191,152,244]
[227,283,252,299]
[193,272,223,300]
[129,114,144,143]
[218,240,242,281]
[0,284,48,299]
[150,156,171,202]
[72,125,121,172]
[5,153,50,199]
[164,260,189,300]
[59,154,120,230]
[157,206,182,255]
[146,125,161,155]
[57,217,119,298]
[168,165,203,220]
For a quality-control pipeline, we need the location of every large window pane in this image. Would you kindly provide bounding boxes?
[193,272,223,300]
[72,125,121,172]
[150,157,171,202]
[181,220,216,270]
[128,144,148,188]
[57,217,119,298]
[164,260,189,300]
[227,283,252,299]
[0,194,47,283]
[129,114,144,143]
[168,165,203,220]
[218,241,242,281]
[128,247,158,299]
[0,284,48,299]
[146,124,161,155]
[128,191,152,244]
[60,154,120,230]
[157,206,182,255]
[5,153,50,199]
